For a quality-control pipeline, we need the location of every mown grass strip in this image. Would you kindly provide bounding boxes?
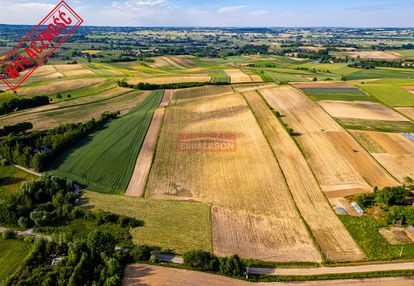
[51,90,164,194]
[336,118,414,133]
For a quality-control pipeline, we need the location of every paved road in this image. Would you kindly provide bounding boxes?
[0,226,51,241]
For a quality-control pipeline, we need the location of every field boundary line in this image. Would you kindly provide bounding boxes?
[240,91,324,262]
[290,84,400,186]
[125,90,170,197]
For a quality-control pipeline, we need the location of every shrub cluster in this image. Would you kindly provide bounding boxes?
[8,231,126,286]
[0,175,78,227]
[183,250,245,277]
[0,122,33,137]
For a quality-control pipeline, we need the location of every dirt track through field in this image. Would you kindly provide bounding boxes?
[244,90,364,261]
[146,89,320,262]
[125,90,172,197]
[261,86,397,195]
[123,264,414,286]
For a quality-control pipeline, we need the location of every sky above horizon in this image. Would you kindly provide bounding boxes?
[0,0,413,27]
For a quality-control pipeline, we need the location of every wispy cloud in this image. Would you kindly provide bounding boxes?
[112,0,168,11]
[218,5,248,14]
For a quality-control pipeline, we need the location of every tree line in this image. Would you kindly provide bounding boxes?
[0,122,33,137]
[355,182,414,226]
[117,80,229,91]
[0,112,119,171]
[0,96,50,116]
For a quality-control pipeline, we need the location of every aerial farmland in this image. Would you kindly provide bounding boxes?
[1,22,414,285]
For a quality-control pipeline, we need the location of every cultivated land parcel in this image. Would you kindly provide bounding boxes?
[2,26,414,284]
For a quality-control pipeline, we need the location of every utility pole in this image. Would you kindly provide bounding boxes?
[400,246,404,257]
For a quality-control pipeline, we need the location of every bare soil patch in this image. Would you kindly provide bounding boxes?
[379,227,412,245]
[319,101,408,121]
[347,51,401,60]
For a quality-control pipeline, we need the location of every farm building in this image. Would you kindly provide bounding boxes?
[351,202,365,216]
[405,226,414,241]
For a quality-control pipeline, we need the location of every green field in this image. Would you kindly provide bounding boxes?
[301,87,375,102]
[85,191,212,253]
[359,84,414,107]
[208,70,231,84]
[337,118,414,133]
[299,63,357,75]
[51,90,164,194]
[346,68,414,81]
[265,71,310,83]
[0,166,36,200]
[0,93,16,105]
[0,239,33,284]
[340,216,414,261]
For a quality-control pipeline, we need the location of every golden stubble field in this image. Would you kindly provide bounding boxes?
[261,86,397,198]
[145,88,321,262]
[352,131,414,182]
[0,87,149,130]
[244,90,364,261]
[225,69,254,83]
[319,101,409,121]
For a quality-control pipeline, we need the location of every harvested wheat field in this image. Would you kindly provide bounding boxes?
[396,107,414,121]
[225,69,253,83]
[126,91,171,197]
[319,101,409,121]
[145,88,320,262]
[243,90,364,261]
[233,83,277,93]
[9,78,107,96]
[127,74,211,85]
[261,86,396,196]
[172,85,233,100]
[0,88,149,130]
[352,131,414,182]
[347,51,401,60]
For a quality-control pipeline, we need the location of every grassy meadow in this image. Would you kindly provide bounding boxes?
[0,239,33,284]
[359,84,414,107]
[84,191,212,253]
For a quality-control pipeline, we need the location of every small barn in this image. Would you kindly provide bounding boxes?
[405,226,414,241]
